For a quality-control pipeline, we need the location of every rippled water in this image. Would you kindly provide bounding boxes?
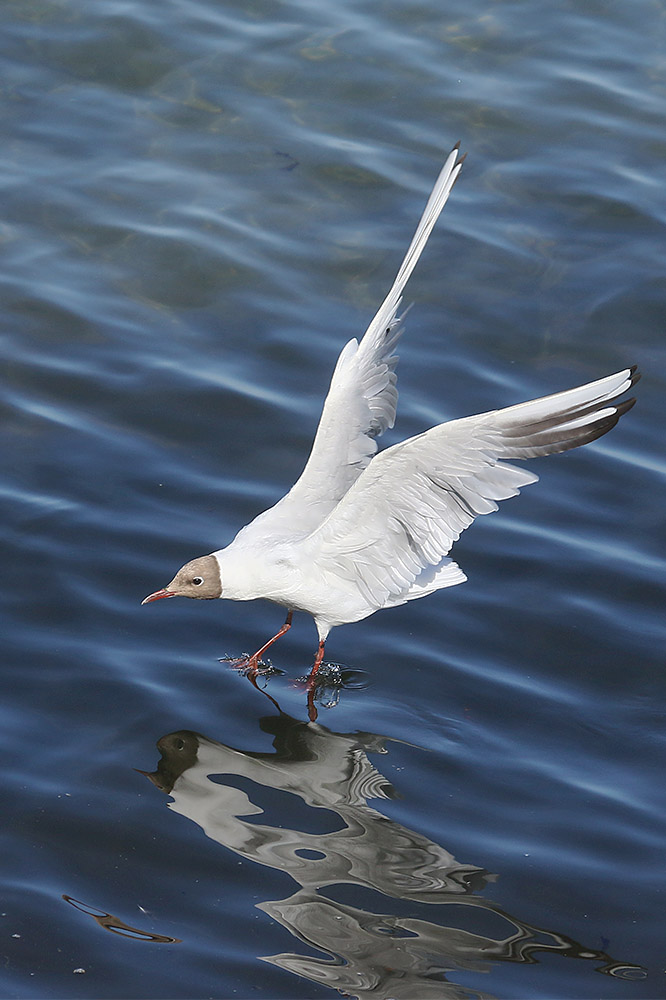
[1,1,665,998]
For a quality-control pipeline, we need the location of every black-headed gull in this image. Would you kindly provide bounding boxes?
[143,144,638,684]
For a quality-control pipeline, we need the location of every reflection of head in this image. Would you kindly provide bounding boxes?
[142,718,484,900]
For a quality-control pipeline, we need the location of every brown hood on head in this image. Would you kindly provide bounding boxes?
[142,554,222,604]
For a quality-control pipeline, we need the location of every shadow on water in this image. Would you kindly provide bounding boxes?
[138,701,645,1000]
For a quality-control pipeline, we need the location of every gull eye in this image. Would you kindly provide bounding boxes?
[192,576,204,586]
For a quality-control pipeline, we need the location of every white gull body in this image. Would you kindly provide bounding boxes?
[143,144,638,675]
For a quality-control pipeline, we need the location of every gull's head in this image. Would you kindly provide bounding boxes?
[142,555,222,604]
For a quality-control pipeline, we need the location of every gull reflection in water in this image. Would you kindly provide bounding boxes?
[140,711,645,999]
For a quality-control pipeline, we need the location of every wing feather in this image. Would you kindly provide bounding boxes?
[301,367,639,626]
[257,144,465,538]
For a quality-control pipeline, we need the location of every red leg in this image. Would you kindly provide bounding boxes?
[306,640,326,723]
[248,610,293,667]
[310,640,325,680]
[222,611,293,673]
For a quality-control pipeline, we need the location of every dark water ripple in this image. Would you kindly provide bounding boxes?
[1,1,664,998]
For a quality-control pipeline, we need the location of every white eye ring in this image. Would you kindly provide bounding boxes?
[192,577,204,586]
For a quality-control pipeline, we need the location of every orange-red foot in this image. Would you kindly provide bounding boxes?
[219,653,263,675]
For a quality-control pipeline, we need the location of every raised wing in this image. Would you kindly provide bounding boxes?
[259,144,465,537]
[301,367,639,624]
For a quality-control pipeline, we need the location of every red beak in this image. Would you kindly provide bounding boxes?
[141,588,176,605]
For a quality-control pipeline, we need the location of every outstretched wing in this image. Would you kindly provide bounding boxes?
[261,144,465,537]
[301,367,639,623]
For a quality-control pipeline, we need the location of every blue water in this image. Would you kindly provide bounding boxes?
[1,1,664,997]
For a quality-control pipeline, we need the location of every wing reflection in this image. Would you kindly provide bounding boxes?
[140,713,645,999]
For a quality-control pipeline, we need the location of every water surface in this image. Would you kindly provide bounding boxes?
[1,1,664,997]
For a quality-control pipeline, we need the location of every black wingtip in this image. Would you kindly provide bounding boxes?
[451,140,467,168]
